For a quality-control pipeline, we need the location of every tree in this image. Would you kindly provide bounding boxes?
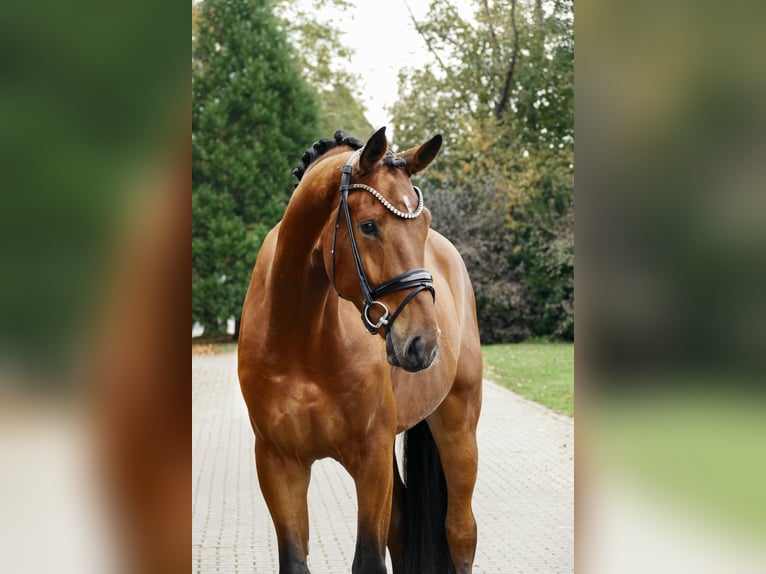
[275,0,373,136]
[192,0,320,336]
[391,0,574,342]
[192,187,262,335]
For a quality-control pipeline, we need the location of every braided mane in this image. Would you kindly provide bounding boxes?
[293,129,406,183]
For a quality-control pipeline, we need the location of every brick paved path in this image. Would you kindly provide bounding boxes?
[193,351,573,573]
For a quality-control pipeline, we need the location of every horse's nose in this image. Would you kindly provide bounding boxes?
[402,334,437,372]
[405,335,423,363]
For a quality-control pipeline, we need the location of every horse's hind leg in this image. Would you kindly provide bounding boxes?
[255,440,312,574]
[387,445,405,573]
[428,387,482,574]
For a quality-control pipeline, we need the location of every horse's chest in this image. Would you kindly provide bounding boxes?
[243,368,388,458]
[392,362,454,431]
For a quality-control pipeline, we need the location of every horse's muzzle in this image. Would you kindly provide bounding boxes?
[386,331,438,372]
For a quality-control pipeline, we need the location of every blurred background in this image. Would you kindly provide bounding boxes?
[577,0,766,571]
[0,0,188,572]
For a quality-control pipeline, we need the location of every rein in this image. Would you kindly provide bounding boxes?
[331,149,435,334]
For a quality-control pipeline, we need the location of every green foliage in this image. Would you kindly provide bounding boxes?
[1,0,185,375]
[192,187,264,335]
[275,0,373,136]
[392,0,574,342]
[192,0,319,224]
[595,394,766,536]
[511,158,574,339]
[419,162,530,342]
[192,0,320,335]
[483,343,574,416]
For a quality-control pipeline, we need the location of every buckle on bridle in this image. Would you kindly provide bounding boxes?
[363,300,390,332]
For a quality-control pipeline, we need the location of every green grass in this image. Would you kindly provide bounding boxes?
[481,342,574,416]
[594,391,766,538]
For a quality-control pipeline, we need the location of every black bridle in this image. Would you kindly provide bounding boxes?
[331,149,435,334]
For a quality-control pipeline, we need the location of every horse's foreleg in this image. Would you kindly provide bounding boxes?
[255,440,312,574]
[345,434,395,574]
[428,392,481,574]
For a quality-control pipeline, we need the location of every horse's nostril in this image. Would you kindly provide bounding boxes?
[406,336,423,361]
[396,334,437,372]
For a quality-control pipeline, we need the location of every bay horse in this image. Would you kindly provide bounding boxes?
[238,127,482,574]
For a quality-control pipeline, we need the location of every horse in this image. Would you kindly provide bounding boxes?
[238,127,483,574]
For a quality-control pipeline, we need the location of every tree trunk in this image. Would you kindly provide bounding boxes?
[494,0,519,120]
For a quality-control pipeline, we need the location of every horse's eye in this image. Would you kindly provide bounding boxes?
[359,220,379,237]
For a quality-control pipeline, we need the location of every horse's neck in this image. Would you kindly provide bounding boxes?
[265,179,337,333]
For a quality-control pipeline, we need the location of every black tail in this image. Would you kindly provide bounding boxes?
[401,420,455,574]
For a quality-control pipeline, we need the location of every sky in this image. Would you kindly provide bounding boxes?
[328,0,476,130]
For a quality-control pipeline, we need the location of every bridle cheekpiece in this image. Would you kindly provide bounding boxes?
[331,149,436,334]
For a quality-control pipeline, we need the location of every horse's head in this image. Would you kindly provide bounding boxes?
[322,127,442,372]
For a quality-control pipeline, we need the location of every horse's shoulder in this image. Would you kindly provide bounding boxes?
[426,229,468,276]
[252,222,280,274]
[426,228,478,328]
[426,228,452,249]
[241,222,281,326]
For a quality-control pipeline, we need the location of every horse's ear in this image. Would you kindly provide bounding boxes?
[398,134,442,175]
[358,126,389,174]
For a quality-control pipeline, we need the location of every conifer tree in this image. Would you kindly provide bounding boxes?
[192,0,319,335]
